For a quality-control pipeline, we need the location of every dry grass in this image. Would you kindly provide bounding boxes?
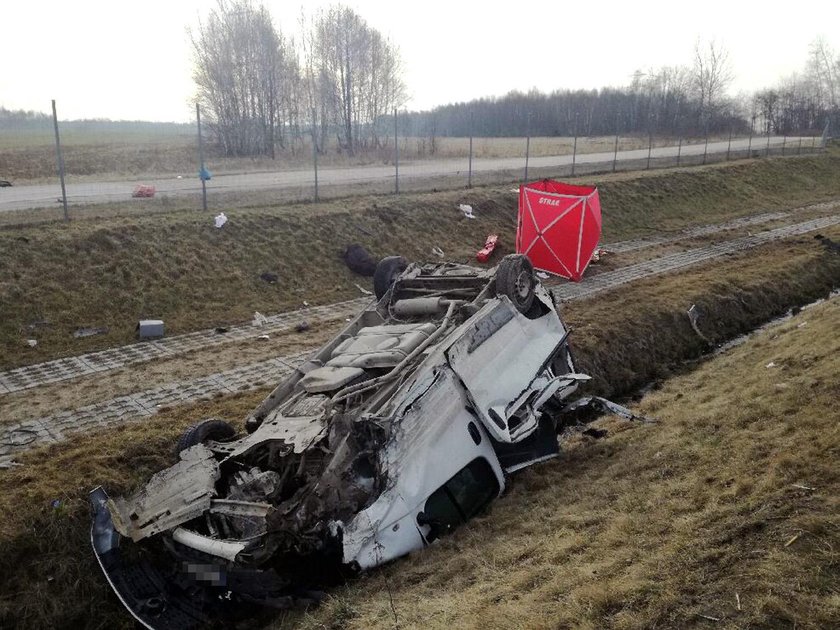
[0,128,720,183]
[2,152,840,370]
[0,235,837,630]
[293,291,840,630]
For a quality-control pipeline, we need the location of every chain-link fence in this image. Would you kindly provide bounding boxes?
[0,102,830,219]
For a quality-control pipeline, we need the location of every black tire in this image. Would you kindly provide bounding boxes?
[496,254,536,314]
[373,256,408,300]
[176,419,236,455]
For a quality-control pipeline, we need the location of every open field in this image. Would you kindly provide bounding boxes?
[0,125,745,183]
[2,152,840,370]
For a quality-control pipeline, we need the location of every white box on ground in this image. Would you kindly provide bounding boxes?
[138,320,165,339]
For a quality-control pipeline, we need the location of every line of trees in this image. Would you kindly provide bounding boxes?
[191,3,839,159]
[191,0,406,157]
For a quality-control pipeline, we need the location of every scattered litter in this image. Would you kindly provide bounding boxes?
[295,321,311,333]
[27,319,49,331]
[215,327,229,334]
[26,339,37,347]
[137,319,164,339]
[784,532,802,547]
[459,204,476,219]
[765,361,776,368]
[696,613,721,622]
[814,233,840,253]
[345,317,351,322]
[509,188,518,193]
[303,301,310,308]
[73,326,109,339]
[342,244,378,276]
[51,499,61,509]
[199,167,212,181]
[252,312,268,327]
[687,304,712,344]
[176,175,183,179]
[132,185,156,198]
[797,322,808,328]
[536,271,549,280]
[257,334,270,341]
[791,483,815,491]
[431,246,445,258]
[214,212,228,228]
[590,247,611,263]
[0,179,12,187]
[735,592,741,611]
[354,283,373,296]
[259,272,279,284]
[476,234,499,263]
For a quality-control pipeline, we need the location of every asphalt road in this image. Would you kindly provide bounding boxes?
[0,136,813,212]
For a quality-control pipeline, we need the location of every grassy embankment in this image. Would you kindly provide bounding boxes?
[1,152,839,370]
[0,230,838,629]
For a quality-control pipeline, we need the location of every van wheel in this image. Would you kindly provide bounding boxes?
[176,419,236,455]
[374,256,408,300]
[496,254,535,314]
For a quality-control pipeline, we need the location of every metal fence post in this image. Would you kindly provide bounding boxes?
[524,113,531,182]
[812,135,817,151]
[612,115,619,173]
[782,134,787,156]
[468,111,473,188]
[747,121,753,157]
[311,112,319,202]
[51,99,69,221]
[571,118,578,177]
[394,108,399,194]
[766,132,771,157]
[646,128,652,170]
[196,103,208,212]
[797,136,802,155]
[726,124,732,161]
[676,136,682,167]
[702,124,709,165]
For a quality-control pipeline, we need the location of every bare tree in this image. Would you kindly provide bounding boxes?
[312,4,406,155]
[191,0,296,157]
[692,39,734,125]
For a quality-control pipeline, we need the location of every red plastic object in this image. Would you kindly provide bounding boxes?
[515,179,602,282]
[476,234,499,263]
[132,185,156,198]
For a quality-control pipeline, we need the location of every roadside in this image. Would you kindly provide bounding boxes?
[0,229,837,629]
[292,293,840,630]
[2,152,840,370]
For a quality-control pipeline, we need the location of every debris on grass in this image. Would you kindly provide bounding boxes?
[252,312,268,327]
[295,321,310,333]
[476,234,498,263]
[342,244,378,276]
[354,283,373,296]
[25,339,37,347]
[131,185,156,198]
[259,272,278,284]
[137,319,164,339]
[73,327,109,339]
[459,203,476,219]
[214,212,228,228]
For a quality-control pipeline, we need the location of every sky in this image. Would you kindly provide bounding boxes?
[1,0,839,122]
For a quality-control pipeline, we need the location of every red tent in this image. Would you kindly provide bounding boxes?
[516,179,602,282]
